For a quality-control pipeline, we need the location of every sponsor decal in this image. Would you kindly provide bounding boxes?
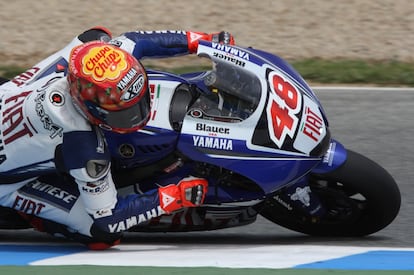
[117,67,138,90]
[109,36,136,54]
[160,191,176,208]
[85,160,108,178]
[93,208,113,218]
[323,142,336,166]
[49,91,65,106]
[120,72,145,102]
[81,180,110,194]
[213,52,246,67]
[192,135,233,150]
[2,91,34,145]
[300,106,323,142]
[11,67,40,87]
[196,123,230,135]
[109,40,122,47]
[118,143,135,158]
[81,45,128,82]
[23,180,77,202]
[149,83,160,120]
[16,179,79,213]
[35,91,64,138]
[211,43,250,60]
[188,32,204,43]
[289,186,322,215]
[12,195,46,215]
[108,206,166,233]
[290,186,311,207]
[272,194,293,211]
[137,30,186,35]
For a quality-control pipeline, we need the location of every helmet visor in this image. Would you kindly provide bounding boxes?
[86,88,151,132]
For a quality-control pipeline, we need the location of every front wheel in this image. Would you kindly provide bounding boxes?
[258,150,401,236]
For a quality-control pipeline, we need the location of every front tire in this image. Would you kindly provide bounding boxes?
[259,150,401,236]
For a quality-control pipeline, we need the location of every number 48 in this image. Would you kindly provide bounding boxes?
[267,73,301,147]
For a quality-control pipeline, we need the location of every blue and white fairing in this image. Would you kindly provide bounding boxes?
[176,41,332,193]
[106,41,346,196]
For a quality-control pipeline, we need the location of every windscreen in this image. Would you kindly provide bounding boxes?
[189,60,262,122]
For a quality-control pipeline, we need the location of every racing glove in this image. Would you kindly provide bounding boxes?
[158,177,208,213]
[187,31,235,53]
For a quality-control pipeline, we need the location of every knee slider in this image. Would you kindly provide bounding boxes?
[90,222,122,244]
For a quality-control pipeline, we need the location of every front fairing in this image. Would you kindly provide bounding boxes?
[245,47,327,115]
[178,41,331,193]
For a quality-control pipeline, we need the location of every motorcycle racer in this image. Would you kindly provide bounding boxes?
[0,27,234,249]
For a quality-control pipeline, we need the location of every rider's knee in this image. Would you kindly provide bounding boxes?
[88,223,122,250]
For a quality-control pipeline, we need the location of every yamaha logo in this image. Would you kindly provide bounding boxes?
[121,74,145,101]
[119,143,135,158]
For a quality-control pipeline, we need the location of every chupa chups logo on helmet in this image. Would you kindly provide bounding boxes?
[81,45,128,82]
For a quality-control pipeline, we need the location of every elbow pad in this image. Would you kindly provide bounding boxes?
[74,175,118,219]
[69,159,110,182]
[71,162,118,218]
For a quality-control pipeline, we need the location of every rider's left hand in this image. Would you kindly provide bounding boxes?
[187,31,235,53]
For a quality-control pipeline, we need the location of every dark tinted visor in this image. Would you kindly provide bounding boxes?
[87,88,151,131]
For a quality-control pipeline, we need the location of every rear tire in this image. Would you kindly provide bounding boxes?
[259,150,401,236]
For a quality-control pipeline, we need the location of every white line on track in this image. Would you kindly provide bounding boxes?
[30,244,414,269]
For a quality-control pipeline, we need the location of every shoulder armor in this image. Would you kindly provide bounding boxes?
[62,129,110,173]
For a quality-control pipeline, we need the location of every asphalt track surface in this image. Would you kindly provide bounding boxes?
[0,87,413,273]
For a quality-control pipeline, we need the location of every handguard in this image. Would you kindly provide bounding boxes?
[187,31,235,53]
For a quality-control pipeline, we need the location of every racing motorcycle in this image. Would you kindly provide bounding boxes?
[102,40,401,237]
[0,40,401,237]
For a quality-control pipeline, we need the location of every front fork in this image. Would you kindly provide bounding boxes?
[272,140,348,218]
[311,139,348,174]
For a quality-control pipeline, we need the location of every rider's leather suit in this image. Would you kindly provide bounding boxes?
[0,27,204,246]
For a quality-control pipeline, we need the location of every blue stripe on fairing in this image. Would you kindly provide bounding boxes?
[295,250,414,270]
[0,245,86,265]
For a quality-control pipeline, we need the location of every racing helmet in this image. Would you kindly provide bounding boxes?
[68,41,150,133]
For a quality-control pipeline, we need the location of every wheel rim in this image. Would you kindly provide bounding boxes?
[311,175,366,225]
